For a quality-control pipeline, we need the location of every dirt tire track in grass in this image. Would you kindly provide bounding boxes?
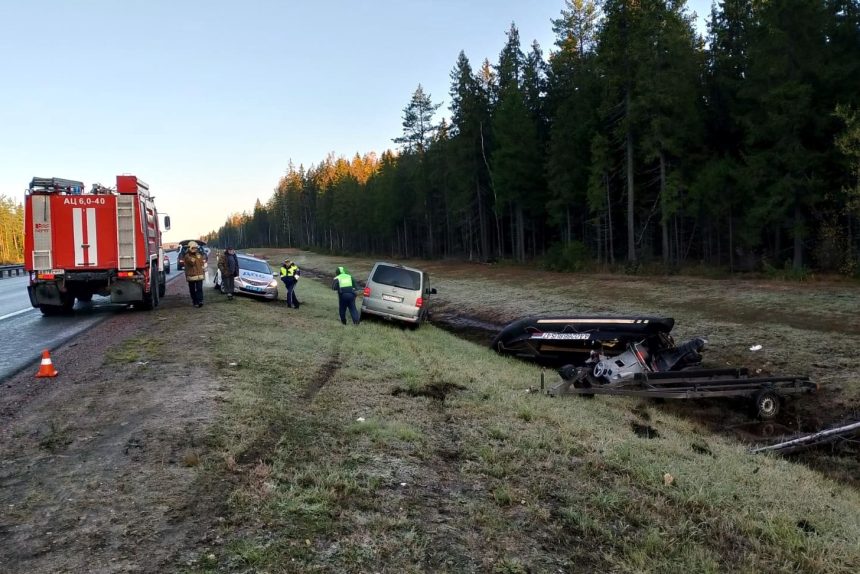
[304,341,341,401]
[235,317,343,468]
[393,334,482,570]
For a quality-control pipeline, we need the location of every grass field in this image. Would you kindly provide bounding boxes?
[181,260,860,573]
[261,250,860,423]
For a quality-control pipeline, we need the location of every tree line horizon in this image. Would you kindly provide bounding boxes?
[209,0,860,275]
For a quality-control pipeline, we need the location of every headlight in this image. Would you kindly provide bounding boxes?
[235,277,245,285]
[268,280,278,288]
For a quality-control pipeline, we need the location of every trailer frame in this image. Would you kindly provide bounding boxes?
[548,367,817,419]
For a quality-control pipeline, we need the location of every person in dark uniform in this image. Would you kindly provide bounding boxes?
[279,259,301,308]
[220,247,240,300]
[331,266,359,325]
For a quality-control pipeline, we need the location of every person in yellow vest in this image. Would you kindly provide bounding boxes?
[331,266,360,324]
[279,259,301,308]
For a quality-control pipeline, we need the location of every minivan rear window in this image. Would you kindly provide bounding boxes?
[372,265,420,291]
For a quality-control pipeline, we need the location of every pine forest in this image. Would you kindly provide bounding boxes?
[209,0,860,275]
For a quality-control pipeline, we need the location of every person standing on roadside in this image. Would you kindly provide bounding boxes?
[331,266,360,325]
[183,241,207,307]
[279,259,301,309]
[221,247,240,300]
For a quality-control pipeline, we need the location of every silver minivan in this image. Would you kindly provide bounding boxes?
[361,262,437,326]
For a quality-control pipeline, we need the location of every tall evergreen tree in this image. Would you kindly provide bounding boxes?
[492,23,544,261]
[596,0,644,263]
[636,0,703,264]
[449,51,492,260]
[393,84,442,154]
[835,104,860,271]
[547,0,601,247]
[695,0,754,269]
[742,0,830,269]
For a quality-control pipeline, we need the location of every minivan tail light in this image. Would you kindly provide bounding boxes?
[415,297,423,308]
[363,287,371,297]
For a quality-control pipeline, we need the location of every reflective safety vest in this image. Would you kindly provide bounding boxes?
[281,264,299,280]
[335,272,353,291]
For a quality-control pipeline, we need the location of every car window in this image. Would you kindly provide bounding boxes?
[238,257,272,274]
[372,265,420,290]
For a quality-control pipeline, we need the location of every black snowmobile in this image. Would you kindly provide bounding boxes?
[491,315,707,374]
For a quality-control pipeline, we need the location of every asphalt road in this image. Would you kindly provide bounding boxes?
[0,252,181,381]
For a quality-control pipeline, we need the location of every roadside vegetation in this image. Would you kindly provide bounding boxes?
[184,263,860,573]
[0,194,24,264]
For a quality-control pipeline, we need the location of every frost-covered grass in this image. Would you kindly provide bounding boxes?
[186,271,860,573]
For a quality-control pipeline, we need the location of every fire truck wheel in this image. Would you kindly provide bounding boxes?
[140,267,159,310]
[158,277,166,298]
[39,294,74,316]
[39,305,68,316]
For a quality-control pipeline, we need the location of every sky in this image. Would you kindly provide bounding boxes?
[1,0,711,242]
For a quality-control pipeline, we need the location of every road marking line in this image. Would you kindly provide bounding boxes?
[0,307,35,321]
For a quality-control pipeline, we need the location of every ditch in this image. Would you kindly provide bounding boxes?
[298,263,860,489]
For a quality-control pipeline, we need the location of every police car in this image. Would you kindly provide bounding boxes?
[213,253,278,300]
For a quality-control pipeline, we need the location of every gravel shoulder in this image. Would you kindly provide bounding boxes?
[0,274,226,573]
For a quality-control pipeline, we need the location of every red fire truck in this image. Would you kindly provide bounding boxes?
[24,175,170,315]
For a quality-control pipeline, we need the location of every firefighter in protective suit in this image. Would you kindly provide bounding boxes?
[182,241,207,307]
[279,259,301,308]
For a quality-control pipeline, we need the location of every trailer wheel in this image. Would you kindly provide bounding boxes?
[573,372,597,399]
[754,390,781,420]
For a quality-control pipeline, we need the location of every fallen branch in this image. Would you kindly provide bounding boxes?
[751,421,860,455]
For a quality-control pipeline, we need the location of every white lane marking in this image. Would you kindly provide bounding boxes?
[0,307,35,321]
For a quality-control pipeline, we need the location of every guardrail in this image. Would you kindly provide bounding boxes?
[0,264,25,279]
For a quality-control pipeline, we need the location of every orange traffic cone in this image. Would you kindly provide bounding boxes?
[36,349,58,378]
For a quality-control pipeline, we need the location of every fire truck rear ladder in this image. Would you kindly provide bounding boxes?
[117,196,136,270]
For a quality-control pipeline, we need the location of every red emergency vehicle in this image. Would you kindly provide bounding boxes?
[24,175,170,315]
